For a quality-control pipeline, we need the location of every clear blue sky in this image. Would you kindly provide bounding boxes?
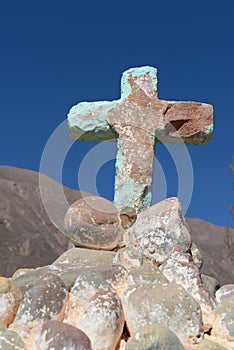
[1,0,233,227]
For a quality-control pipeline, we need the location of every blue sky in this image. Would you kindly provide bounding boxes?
[1,0,233,227]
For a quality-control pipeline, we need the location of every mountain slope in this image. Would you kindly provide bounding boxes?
[0,166,82,276]
[187,218,234,286]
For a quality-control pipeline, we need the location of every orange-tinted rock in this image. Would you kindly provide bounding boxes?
[0,277,22,326]
[64,196,123,250]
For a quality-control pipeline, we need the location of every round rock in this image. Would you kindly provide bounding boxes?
[65,271,113,325]
[0,277,22,326]
[64,196,123,250]
[14,273,68,332]
[125,323,185,350]
[35,320,92,350]
[122,282,203,343]
[79,290,124,350]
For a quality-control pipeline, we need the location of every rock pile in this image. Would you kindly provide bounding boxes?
[0,196,233,349]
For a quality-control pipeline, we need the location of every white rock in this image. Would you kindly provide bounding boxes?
[124,197,191,264]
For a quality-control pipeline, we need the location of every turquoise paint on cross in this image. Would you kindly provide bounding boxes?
[67,66,213,213]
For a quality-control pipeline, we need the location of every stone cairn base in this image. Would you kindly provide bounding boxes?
[1,196,234,350]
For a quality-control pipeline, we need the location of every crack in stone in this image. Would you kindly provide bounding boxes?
[163,103,172,116]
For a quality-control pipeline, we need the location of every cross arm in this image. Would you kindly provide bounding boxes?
[156,101,213,144]
[68,101,119,142]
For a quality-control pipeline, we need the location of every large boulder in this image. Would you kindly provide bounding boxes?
[159,249,215,308]
[78,290,124,350]
[64,196,124,250]
[124,197,191,264]
[14,273,68,333]
[122,282,203,344]
[64,271,113,326]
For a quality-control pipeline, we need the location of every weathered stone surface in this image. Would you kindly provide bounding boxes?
[127,264,168,286]
[53,247,116,264]
[216,284,234,304]
[197,338,228,350]
[113,245,143,270]
[14,262,127,294]
[212,295,234,342]
[122,282,203,343]
[0,321,7,331]
[159,249,215,307]
[201,274,220,298]
[125,323,185,350]
[78,290,124,350]
[191,242,203,269]
[71,271,113,300]
[68,66,213,212]
[119,207,137,229]
[0,330,27,349]
[12,268,34,280]
[64,196,123,249]
[14,273,68,332]
[0,277,22,326]
[118,340,127,350]
[65,272,113,325]
[125,198,191,264]
[35,320,92,350]
[200,304,216,334]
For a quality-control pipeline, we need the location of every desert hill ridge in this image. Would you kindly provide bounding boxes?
[0,165,233,285]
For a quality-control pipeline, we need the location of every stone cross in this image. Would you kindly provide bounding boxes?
[68,66,213,213]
